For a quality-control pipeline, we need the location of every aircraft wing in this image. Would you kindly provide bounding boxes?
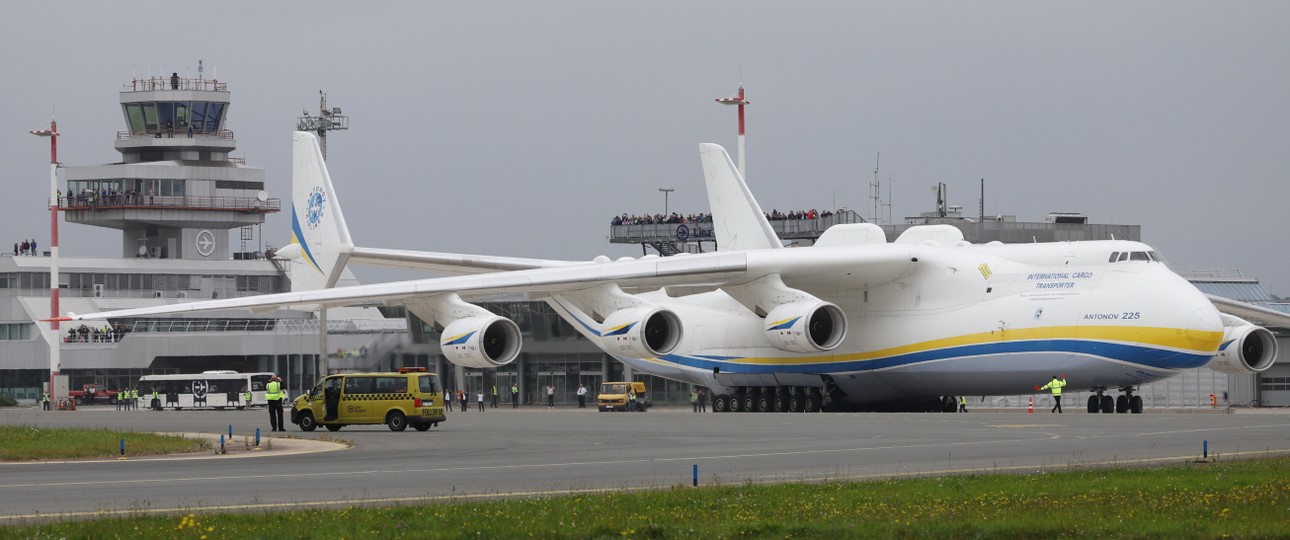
[1207,294,1290,330]
[59,251,753,322]
[349,247,583,275]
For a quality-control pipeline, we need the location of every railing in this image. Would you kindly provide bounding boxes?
[59,194,280,213]
[127,318,408,335]
[124,77,227,92]
[116,129,234,140]
[610,210,867,244]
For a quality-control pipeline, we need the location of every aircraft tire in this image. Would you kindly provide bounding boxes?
[774,395,787,412]
[1115,395,1129,414]
[1099,395,1114,414]
[1087,396,1099,413]
[802,395,817,412]
[713,394,730,413]
[742,395,756,413]
[1130,396,1143,414]
[728,396,742,412]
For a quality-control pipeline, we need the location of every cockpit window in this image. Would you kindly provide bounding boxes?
[1108,252,1120,263]
[1130,251,1149,261]
[1147,251,1161,262]
[1117,252,1129,262]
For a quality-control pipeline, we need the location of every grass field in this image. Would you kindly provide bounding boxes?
[5,454,1288,539]
[0,425,208,461]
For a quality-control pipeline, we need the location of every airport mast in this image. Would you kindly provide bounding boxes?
[296,91,348,160]
[869,153,881,224]
[295,91,348,379]
[716,85,749,178]
[29,119,60,405]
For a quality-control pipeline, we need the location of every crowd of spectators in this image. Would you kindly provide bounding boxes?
[611,212,712,226]
[13,239,39,256]
[65,188,156,208]
[611,208,841,225]
[66,322,132,344]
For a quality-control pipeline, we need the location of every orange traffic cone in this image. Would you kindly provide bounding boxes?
[1027,396,1034,414]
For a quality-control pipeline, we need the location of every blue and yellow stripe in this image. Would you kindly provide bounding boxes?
[290,204,324,275]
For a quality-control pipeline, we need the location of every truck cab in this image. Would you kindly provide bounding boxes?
[597,381,650,412]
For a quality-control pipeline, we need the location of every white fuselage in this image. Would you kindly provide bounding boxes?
[552,240,1225,405]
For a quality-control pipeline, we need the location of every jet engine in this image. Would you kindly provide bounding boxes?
[600,307,682,358]
[440,316,522,369]
[764,301,847,353]
[1208,323,1278,374]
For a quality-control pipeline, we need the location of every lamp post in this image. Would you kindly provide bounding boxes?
[658,187,675,216]
[29,120,60,406]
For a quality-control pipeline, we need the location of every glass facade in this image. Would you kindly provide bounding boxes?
[123,101,225,136]
[69,179,185,197]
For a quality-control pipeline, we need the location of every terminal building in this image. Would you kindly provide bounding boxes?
[2,74,1285,409]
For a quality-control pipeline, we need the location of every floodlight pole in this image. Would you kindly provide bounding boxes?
[29,120,60,405]
[659,187,675,215]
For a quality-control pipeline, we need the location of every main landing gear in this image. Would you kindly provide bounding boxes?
[711,385,837,413]
[1088,386,1142,414]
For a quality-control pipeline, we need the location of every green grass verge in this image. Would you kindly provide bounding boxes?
[0,425,209,461]
[6,454,1290,538]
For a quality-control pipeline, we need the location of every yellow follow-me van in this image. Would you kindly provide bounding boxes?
[290,368,447,432]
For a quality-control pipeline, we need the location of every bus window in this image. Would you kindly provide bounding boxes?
[345,377,374,394]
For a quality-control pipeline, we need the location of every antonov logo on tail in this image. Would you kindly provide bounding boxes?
[305,187,326,229]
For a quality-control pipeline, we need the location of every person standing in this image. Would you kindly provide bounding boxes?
[42,392,50,411]
[459,390,467,412]
[511,384,519,408]
[690,390,699,412]
[490,385,499,408]
[576,384,587,408]
[958,395,968,413]
[627,388,637,412]
[697,389,707,412]
[477,390,485,412]
[265,375,285,431]
[1036,374,1067,413]
[546,384,555,409]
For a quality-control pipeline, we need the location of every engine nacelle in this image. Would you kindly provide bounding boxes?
[440,316,522,369]
[764,301,847,353]
[600,307,682,358]
[1209,323,1278,374]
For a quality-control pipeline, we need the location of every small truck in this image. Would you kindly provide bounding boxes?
[597,381,650,412]
[66,383,120,406]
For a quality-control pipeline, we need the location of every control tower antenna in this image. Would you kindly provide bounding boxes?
[296,91,349,160]
[716,85,749,178]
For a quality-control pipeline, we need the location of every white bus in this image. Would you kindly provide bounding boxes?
[137,371,274,410]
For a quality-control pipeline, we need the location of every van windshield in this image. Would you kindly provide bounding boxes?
[602,383,626,394]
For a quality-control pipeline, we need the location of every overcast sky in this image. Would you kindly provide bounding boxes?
[3,2,1288,293]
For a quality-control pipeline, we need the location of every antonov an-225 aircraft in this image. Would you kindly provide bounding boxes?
[59,132,1285,414]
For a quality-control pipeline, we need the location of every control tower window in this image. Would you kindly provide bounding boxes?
[124,104,146,136]
[202,102,225,133]
[175,102,190,130]
[141,103,158,135]
[157,102,175,135]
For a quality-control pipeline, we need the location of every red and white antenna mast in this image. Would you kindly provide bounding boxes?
[29,119,60,403]
[716,85,749,178]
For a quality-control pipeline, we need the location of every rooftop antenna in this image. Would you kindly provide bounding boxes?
[883,173,893,225]
[296,90,349,160]
[869,152,881,223]
[198,59,203,80]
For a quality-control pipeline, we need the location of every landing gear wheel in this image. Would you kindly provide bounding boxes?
[742,395,756,413]
[1087,396,1100,414]
[325,424,342,432]
[713,394,730,412]
[1130,395,1143,414]
[803,395,817,412]
[774,395,787,412]
[386,411,408,432]
[729,396,742,413]
[1099,395,1114,414]
[756,394,771,412]
[298,411,317,432]
[1115,395,1129,414]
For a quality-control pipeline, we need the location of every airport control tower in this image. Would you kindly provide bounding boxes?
[61,73,279,260]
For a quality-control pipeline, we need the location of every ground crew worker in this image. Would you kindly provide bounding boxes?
[958,396,967,413]
[116,390,124,412]
[628,389,637,412]
[131,388,139,410]
[511,384,519,408]
[1036,374,1067,413]
[151,388,160,411]
[491,385,498,408]
[265,375,285,431]
[690,390,699,412]
[244,389,252,408]
[42,392,50,411]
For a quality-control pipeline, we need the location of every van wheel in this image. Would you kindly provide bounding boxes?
[414,424,431,432]
[298,411,317,432]
[386,411,408,432]
[325,424,342,432]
